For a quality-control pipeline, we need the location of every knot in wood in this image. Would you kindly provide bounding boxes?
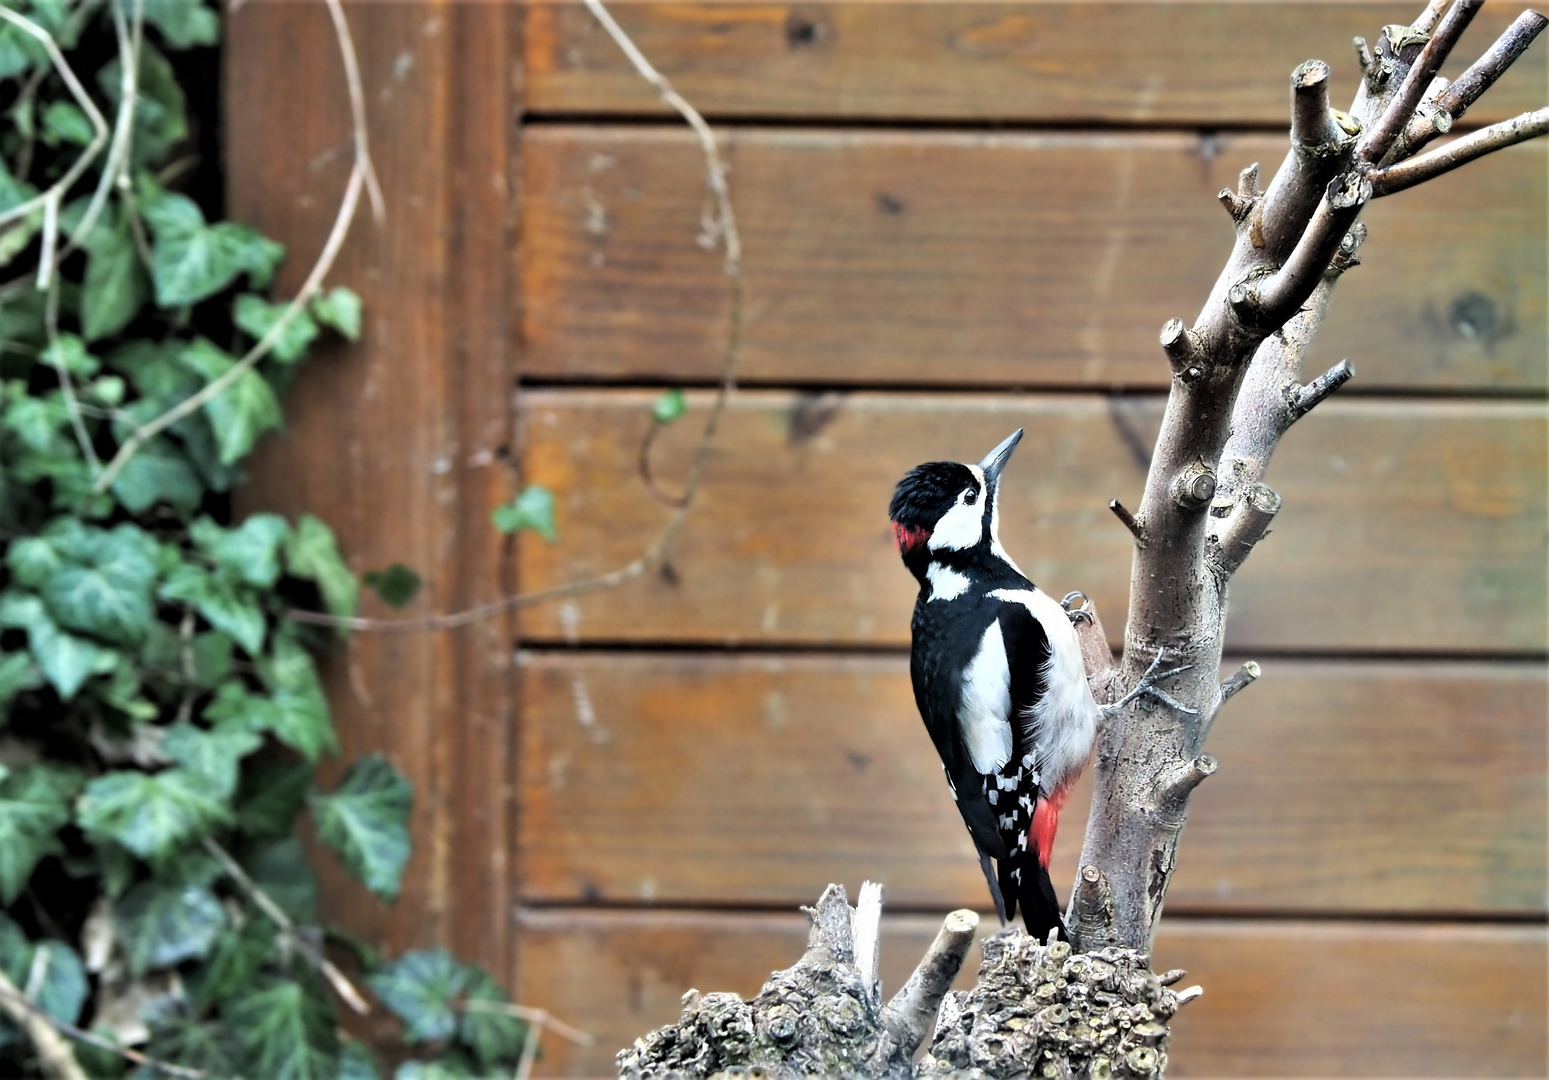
[1170,460,1217,510]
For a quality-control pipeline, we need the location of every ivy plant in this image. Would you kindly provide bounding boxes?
[0,0,526,1076]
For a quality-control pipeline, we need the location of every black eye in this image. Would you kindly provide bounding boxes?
[965,489,978,505]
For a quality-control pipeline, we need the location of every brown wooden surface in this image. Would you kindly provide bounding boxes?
[518,652,1548,913]
[514,908,1549,1077]
[515,391,1548,651]
[227,1,520,979]
[522,127,1548,390]
[524,3,1547,127]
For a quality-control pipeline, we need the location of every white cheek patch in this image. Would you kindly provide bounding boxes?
[928,465,989,552]
[957,618,1013,774]
[926,563,970,602]
[988,587,1099,791]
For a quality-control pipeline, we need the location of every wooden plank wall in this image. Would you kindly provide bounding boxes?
[229,2,1547,1076]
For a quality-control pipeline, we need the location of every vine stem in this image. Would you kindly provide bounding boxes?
[92,0,378,495]
[288,0,743,634]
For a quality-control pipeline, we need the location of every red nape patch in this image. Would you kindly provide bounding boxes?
[1029,783,1073,870]
[893,522,931,554]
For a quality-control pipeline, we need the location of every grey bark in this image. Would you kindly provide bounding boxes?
[1067,0,1548,953]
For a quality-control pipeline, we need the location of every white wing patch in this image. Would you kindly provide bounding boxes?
[988,587,1099,791]
[957,618,1013,774]
[926,563,970,602]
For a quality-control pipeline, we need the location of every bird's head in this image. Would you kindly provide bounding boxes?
[888,428,1023,576]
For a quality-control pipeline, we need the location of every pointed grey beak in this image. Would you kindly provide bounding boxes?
[977,428,1023,485]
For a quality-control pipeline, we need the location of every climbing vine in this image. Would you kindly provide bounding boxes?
[0,0,532,1076]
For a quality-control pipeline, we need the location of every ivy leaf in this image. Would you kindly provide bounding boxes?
[310,287,362,342]
[137,1016,242,1077]
[40,100,93,147]
[226,977,340,1080]
[491,485,557,541]
[309,754,412,901]
[160,562,267,656]
[337,1040,382,1080]
[459,966,529,1067]
[1,592,117,700]
[177,338,283,465]
[366,949,466,1044]
[207,680,335,764]
[138,0,220,49]
[653,387,687,425]
[235,759,313,839]
[286,514,358,619]
[187,917,275,1012]
[235,294,319,364]
[191,513,289,588]
[0,933,88,1042]
[243,836,318,922]
[363,564,420,609]
[0,23,48,80]
[0,649,43,710]
[41,333,100,378]
[162,722,261,799]
[98,41,187,169]
[142,185,284,307]
[77,768,231,862]
[114,879,225,976]
[394,1060,481,1080]
[0,764,84,903]
[36,523,160,646]
[190,631,233,688]
[82,207,150,342]
[110,436,205,514]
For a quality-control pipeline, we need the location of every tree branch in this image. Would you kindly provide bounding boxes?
[1369,106,1549,195]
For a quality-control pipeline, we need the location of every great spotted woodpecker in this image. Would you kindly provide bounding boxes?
[889,429,1100,942]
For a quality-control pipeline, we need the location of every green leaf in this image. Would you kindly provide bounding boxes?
[0,649,43,710]
[459,966,529,1067]
[3,393,70,453]
[310,287,363,342]
[187,916,274,1011]
[162,722,261,799]
[114,879,225,975]
[208,641,336,762]
[235,759,313,838]
[110,437,205,514]
[0,23,48,80]
[491,485,557,541]
[136,1016,241,1078]
[82,208,150,342]
[286,514,358,619]
[160,563,267,656]
[653,387,687,425]
[243,836,318,921]
[309,753,412,901]
[35,523,160,646]
[190,631,232,687]
[394,1061,481,1080]
[6,594,118,700]
[234,293,318,364]
[337,1040,382,1080]
[42,333,100,377]
[363,564,420,609]
[138,0,220,49]
[227,977,340,1080]
[177,338,282,465]
[366,949,466,1044]
[0,937,88,1035]
[99,41,187,170]
[0,764,84,903]
[192,513,289,588]
[77,768,231,862]
[143,186,284,307]
[41,100,94,147]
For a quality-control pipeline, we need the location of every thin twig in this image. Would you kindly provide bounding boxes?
[201,837,372,1016]
[44,275,100,474]
[322,0,385,223]
[638,420,689,508]
[287,0,744,634]
[0,970,207,1079]
[460,1000,595,1047]
[514,1021,543,1080]
[1369,106,1549,195]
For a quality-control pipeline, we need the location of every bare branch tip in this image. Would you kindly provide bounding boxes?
[1221,660,1262,701]
[1175,985,1205,1007]
[1109,498,1146,547]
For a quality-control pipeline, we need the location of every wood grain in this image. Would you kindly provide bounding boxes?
[515,391,1548,651]
[517,653,1548,914]
[513,908,1548,1077]
[226,1,519,977]
[521,127,1547,390]
[524,3,1547,127]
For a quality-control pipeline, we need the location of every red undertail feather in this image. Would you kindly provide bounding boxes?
[1030,783,1073,870]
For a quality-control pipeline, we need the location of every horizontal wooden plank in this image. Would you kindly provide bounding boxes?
[524,3,1546,127]
[513,909,1549,1077]
[515,392,1548,651]
[518,654,1548,913]
[521,127,1547,390]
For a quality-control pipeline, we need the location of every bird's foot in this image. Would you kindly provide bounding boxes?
[1061,591,1095,626]
[1102,646,1199,717]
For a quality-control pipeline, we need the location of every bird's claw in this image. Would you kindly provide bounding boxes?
[1061,591,1095,626]
[1102,646,1199,717]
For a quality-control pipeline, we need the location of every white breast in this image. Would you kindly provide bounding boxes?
[956,618,1012,774]
[988,587,1099,790]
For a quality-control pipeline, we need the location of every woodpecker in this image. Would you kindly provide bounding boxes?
[889,428,1100,942]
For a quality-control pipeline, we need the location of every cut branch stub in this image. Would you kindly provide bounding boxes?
[1290,359,1355,421]
[881,909,978,1057]
[1159,317,1204,381]
[1291,60,1345,152]
[1221,661,1262,700]
[1155,755,1219,812]
[1169,459,1217,510]
[1212,482,1283,577]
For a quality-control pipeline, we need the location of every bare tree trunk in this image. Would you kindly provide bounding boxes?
[1069,0,1548,953]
